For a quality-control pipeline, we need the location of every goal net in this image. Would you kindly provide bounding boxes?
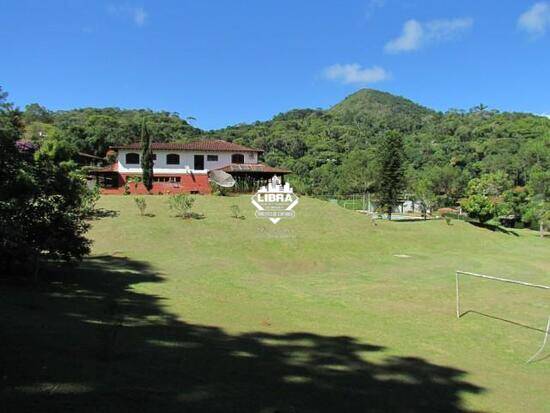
[455,270,549,363]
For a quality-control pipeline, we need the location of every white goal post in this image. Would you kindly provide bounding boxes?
[455,270,550,364]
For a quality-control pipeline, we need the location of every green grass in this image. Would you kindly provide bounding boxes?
[2,195,549,412]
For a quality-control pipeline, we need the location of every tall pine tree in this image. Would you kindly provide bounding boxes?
[376,130,406,220]
[141,119,154,192]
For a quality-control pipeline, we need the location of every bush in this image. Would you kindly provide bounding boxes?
[212,183,230,196]
[0,93,92,279]
[168,194,195,219]
[82,184,101,218]
[134,197,147,216]
[230,204,244,219]
[461,195,497,223]
[128,176,141,190]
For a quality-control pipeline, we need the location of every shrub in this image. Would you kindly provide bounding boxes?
[82,184,101,218]
[128,176,141,190]
[230,204,244,219]
[461,195,497,223]
[213,183,230,196]
[134,197,147,216]
[168,194,195,219]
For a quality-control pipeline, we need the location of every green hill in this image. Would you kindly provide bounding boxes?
[20,88,550,198]
[210,90,549,197]
[329,88,434,119]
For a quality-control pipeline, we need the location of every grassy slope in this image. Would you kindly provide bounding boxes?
[2,195,548,412]
[91,196,549,412]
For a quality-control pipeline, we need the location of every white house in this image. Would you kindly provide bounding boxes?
[91,139,290,194]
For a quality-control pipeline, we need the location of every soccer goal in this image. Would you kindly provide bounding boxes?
[455,270,550,363]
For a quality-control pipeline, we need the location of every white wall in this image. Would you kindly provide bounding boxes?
[117,149,258,174]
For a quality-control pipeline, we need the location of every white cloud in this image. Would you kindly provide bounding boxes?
[384,20,424,53]
[365,0,386,19]
[425,18,474,41]
[107,4,148,27]
[518,2,550,36]
[132,7,147,26]
[323,64,390,85]
[385,17,473,53]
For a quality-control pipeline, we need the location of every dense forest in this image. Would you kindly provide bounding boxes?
[10,87,550,229]
[210,90,549,195]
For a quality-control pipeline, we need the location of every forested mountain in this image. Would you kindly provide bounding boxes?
[329,89,434,126]
[23,105,201,157]
[209,89,549,197]
[16,88,550,209]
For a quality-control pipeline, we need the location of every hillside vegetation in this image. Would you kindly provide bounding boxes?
[19,88,549,192]
[329,88,433,120]
[13,86,550,230]
[210,89,549,196]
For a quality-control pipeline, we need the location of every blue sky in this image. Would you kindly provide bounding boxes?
[1,1,549,129]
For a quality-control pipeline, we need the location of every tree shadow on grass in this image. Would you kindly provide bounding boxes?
[468,221,519,236]
[89,208,120,220]
[1,256,484,413]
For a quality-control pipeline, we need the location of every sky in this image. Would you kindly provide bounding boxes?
[1,0,550,130]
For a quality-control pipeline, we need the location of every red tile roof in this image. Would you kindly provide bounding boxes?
[216,163,291,174]
[110,139,262,153]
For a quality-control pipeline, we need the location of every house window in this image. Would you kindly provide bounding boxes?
[166,153,180,165]
[126,153,140,164]
[154,176,181,183]
[207,154,218,162]
[232,153,244,164]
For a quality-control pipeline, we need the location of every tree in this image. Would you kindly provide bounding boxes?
[466,172,512,197]
[461,194,497,223]
[0,87,91,279]
[501,187,529,226]
[527,168,550,202]
[83,115,121,156]
[428,165,464,207]
[375,130,406,219]
[140,119,154,192]
[525,168,550,237]
[523,197,550,237]
[412,173,438,220]
[339,150,376,195]
[23,103,53,124]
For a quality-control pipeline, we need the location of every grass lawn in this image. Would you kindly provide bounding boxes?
[1,195,549,412]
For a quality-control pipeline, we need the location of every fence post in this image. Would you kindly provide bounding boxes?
[455,271,461,318]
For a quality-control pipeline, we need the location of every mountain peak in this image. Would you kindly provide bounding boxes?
[329,89,433,119]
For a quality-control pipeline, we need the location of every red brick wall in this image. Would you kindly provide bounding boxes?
[100,173,212,195]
